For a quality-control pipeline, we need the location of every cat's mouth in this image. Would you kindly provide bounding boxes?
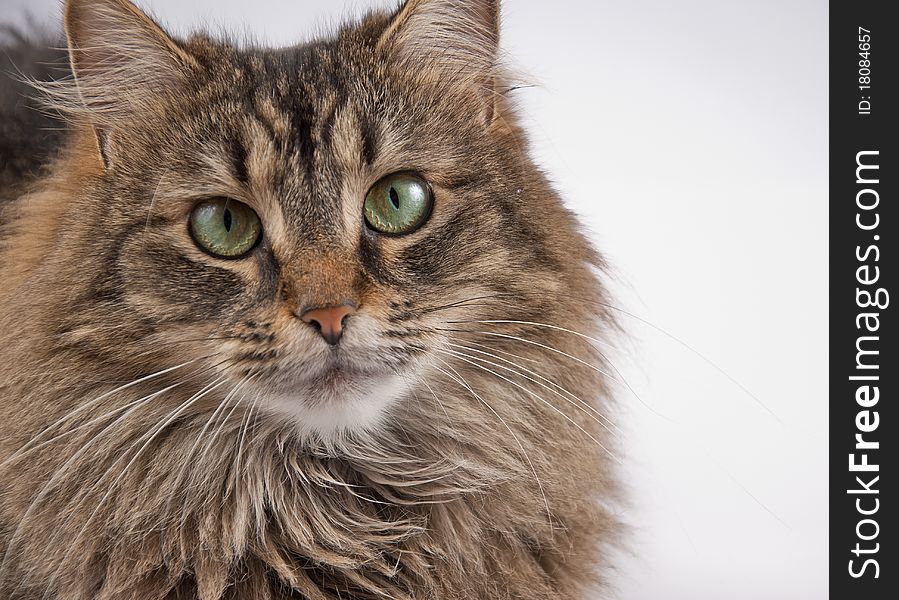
[304,346,386,379]
[310,361,371,389]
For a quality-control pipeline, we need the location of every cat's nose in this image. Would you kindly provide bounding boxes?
[299,303,356,345]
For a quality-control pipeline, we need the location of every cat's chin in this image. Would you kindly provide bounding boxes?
[262,368,413,440]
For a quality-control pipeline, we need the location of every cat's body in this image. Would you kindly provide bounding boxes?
[0,1,620,598]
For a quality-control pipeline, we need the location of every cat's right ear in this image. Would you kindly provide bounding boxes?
[64,0,197,167]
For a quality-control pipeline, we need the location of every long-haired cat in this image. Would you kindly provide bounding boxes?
[0,0,621,597]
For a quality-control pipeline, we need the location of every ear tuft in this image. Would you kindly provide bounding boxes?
[64,0,195,121]
[378,0,501,122]
[59,0,196,166]
[380,0,499,70]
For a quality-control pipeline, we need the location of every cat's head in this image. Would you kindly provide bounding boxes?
[42,0,602,442]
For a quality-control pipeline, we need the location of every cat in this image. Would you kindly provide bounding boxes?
[0,0,621,598]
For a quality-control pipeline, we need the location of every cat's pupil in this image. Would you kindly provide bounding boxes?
[389,187,400,209]
[223,208,233,232]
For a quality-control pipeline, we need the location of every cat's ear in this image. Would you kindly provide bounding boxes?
[378,0,500,124]
[64,0,196,166]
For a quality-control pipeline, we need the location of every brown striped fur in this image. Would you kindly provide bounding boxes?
[0,1,621,597]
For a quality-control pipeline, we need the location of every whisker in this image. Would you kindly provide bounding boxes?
[449,319,620,353]
[38,376,228,599]
[708,453,790,529]
[185,371,259,527]
[440,328,619,382]
[450,311,789,526]
[459,338,542,365]
[233,384,263,484]
[2,356,243,470]
[438,350,621,465]
[442,342,621,439]
[431,359,554,532]
[143,168,170,239]
[162,374,255,525]
[420,380,451,424]
[452,301,781,425]
[595,302,784,424]
[442,327,674,423]
[0,359,201,468]
[417,292,521,315]
[0,381,182,585]
[193,372,259,475]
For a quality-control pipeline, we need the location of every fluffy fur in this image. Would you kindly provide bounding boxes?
[0,1,621,598]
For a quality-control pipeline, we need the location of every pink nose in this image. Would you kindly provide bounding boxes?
[300,303,356,345]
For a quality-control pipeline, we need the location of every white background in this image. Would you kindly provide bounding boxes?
[1,1,829,598]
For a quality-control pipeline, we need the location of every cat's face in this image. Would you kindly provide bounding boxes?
[52,0,583,440]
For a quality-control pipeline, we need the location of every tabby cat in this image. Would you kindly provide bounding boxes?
[0,0,621,597]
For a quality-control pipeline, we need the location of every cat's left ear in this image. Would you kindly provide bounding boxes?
[377,0,500,125]
[64,0,197,166]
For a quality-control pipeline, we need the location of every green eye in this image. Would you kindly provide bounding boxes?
[363,173,433,235]
[189,198,262,258]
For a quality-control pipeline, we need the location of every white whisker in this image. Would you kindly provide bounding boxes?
[438,350,621,465]
[451,319,620,352]
[0,381,183,588]
[595,303,784,423]
[458,338,542,365]
[0,359,199,469]
[431,359,554,533]
[233,386,262,483]
[39,377,227,599]
[449,327,674,422]
[452,329,619,381]
[192,372,259,479]
[443,342,621,439]
[182,372,259,529]
[163,375,254,524]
